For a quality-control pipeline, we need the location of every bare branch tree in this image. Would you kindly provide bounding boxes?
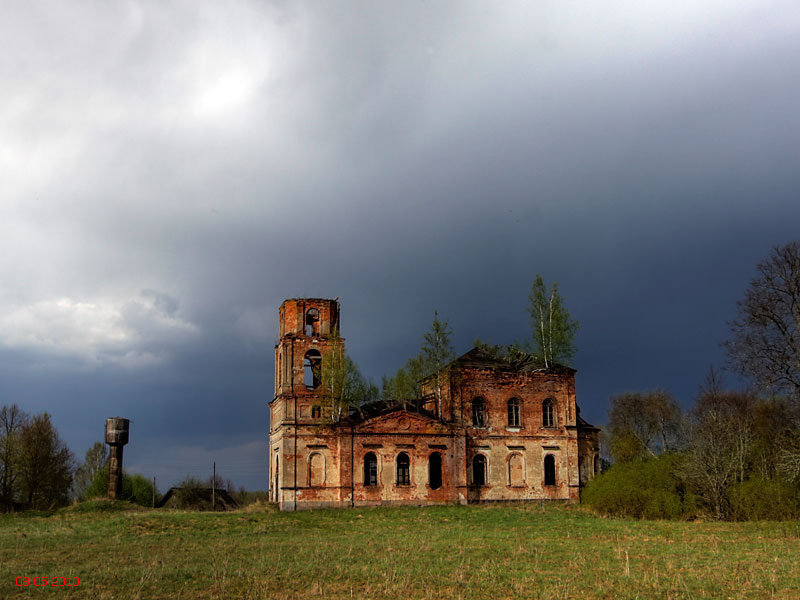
[684,388,759,519]
[682,407,739,519]
[0,404,29,511]
[607,390,684,463]
[725,241,800,400]
[73,441,108,501]
[779,443,800,482]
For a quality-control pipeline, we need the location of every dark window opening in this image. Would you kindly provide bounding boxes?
[305,308,320,337]
[273,454,279,502]
[472,397,487,427]
[304,350,322,389]
[544,454,556,486]
[396,452,410,486]
[594,454,600,476]
[311,405,321,419]
[508,398,521,427]
[364,452,378,486]
[472,454,487,486]
[429,452,442,489]
[542,398,556,428]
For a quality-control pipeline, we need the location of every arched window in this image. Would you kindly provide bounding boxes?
[309,452,325,487]
[508,398,521,427]
[429,452,442,489]
[508,453,524,486]
[472,454,487,486]
[542,398,556,428]
[544,454,556,486]
[396,452,410,486]
[472,397,487,427]
[304,350,322,389]
[364,452,378,486]
[594,454,601,476]
[305,308,320,337]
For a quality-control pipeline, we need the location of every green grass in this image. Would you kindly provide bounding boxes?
[1,503,799,599]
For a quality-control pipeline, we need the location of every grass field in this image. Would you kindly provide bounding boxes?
[1,501,799,599]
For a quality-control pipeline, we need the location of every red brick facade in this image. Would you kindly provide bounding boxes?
[269,298,600,510]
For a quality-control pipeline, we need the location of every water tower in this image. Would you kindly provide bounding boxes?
[105,417,130,500]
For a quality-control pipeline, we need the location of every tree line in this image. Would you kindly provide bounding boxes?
[0,405,73,511]
[0,406,163,512]
[585,241,800,520]
[0,410,258,512]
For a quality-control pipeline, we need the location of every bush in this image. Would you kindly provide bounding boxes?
[173,476,208,510]
[84,468,161,507]
[728,477,800,521]
[582,453,697,519]
[126,473,160,507]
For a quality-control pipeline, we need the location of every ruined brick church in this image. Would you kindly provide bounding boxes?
[269,298,600,510]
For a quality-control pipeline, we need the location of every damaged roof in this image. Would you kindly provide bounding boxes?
[451,344,575,374]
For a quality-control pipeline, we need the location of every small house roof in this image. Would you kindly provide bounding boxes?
[156,487,239,510]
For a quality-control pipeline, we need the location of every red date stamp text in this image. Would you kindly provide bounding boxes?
[16,576,80,587]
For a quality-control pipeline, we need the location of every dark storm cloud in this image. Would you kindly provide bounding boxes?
[1,0,799,488]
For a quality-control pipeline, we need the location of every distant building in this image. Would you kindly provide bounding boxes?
[269,298,600,510]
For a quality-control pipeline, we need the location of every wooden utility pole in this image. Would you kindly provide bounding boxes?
[212,461,216,511]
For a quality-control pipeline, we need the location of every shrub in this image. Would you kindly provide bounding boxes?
[173,476,208,510]
[728,477,800,521]
[84,468,161,507]
[582,453,697,519]
[127,473,161,506]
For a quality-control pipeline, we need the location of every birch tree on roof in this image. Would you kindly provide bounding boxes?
[527,274,579,368]
[420,311,455,417]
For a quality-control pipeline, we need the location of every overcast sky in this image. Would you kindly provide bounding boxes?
[2,1,799,491]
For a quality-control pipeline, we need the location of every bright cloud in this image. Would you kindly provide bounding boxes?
[0,291,197,368]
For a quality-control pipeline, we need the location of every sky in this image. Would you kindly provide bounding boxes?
[2,0,799,491]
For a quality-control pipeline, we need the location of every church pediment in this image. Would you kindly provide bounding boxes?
[355,410,450,435]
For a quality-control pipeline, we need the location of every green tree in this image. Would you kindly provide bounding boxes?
[527,275,579,368]
[320,327,379,422]
[420,311,456,416]
[73,441,108,501]
[127,472,160,507]
[85,467,161,506]
[382,313,455,414]
[17,413,74,510]
[382,354,426,409]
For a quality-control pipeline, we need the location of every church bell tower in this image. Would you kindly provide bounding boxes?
[269,298,342,507]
